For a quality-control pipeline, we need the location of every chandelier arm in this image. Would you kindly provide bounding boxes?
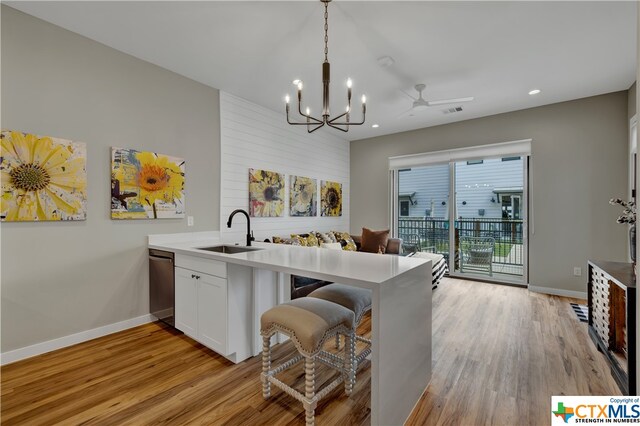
[327,111,348,124]
[326,122,349,132]
[328,112,365,126]
[288,107,323,124]
[296,103,323,125]
[287,118,324,126]
[307,123,326,133]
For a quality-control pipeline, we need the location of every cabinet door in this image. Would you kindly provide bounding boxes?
[175,267,197,338]
[197,273,228,354]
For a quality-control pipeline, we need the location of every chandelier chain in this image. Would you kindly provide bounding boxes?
[324,1,329,62]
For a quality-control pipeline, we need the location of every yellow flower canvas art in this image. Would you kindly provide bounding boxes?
[249,168,284,217]
[1,130,87,221]
[111,147,185,219]
[290,176,317,217]
[321,180,342,217]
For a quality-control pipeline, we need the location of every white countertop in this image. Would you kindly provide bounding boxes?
[148,232,430,288]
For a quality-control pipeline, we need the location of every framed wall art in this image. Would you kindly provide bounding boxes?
[111,147,185,219]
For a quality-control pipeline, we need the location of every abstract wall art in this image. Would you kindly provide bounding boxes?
[1,129,87,221]
[249,168,284,217]
[321,180,342,217]
[290,175,317,217]
[111,147,185,219]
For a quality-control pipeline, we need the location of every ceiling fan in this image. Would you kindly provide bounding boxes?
[399,84,474,117]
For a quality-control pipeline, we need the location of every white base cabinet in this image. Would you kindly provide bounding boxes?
[174,267,198,339]
[174,254,253,363]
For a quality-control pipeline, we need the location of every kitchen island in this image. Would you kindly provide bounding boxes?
[149,232,432,426]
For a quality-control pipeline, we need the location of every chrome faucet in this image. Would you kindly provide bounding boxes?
[227,209,255,247]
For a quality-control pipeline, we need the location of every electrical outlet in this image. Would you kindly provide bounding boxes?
[187,216,194,227]
[573,267,582,277]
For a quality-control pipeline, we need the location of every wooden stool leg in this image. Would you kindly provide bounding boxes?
[304,356,315,426]
[262,335,271,399]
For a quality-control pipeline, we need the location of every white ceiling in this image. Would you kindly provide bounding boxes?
[6,1,638,141]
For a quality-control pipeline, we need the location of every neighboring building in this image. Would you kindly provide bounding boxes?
[398,157,524,219]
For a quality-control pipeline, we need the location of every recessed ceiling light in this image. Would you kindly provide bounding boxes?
[292,79,301,85]
[372,124,379,128]
[528,89,541,95]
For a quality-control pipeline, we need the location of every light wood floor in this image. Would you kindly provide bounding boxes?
[1,279,620,425]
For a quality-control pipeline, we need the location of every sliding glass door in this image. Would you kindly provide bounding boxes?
[452,157,526,282]
[397,164,451,260]
[394,150,528,285]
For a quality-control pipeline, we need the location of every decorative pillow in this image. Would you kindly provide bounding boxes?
[320,242,342,250]
[314,231,337,244]
[332,231,357,251]
[272,236,300,245]
[291,233,319,247]
[360,227,390,254]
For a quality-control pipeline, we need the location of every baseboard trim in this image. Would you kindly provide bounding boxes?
[1,314,153,366]
[528,285,587,300]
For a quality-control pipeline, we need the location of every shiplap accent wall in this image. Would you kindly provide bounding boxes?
[220,91,350,243]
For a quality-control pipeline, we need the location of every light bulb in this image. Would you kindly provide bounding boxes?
[347,78,353,88]
[306,107,310,115]
[346,105,350,113]
[285,95,290,103]
[361,94,367,103]
[298,82,303,90]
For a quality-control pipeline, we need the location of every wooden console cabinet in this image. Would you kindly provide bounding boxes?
[588,260,636,395]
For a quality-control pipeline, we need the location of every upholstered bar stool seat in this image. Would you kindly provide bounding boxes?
[260,298,356,426]
[309,284,372,374]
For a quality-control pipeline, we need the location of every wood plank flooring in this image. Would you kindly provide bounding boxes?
[2,279,620,425]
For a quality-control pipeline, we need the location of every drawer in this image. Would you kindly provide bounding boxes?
[176,254,227,278]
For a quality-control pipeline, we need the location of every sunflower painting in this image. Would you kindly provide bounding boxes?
[1,130,87,222]
[111,147,185,219]
[249,168,284,217]
[321,180,342,217]
[290,176,316,217]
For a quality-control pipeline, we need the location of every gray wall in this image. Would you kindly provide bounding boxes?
[1,6,220,352]
[351,92,629,293]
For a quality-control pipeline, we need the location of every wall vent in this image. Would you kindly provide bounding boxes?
[442,106,464,114]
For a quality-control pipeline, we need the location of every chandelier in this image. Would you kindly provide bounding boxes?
[285,0,366,133]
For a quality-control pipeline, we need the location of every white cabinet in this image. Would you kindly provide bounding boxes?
[174,254,254,363]
[196,273,227,354]
[175,265,228,355]
[175,267,198,339]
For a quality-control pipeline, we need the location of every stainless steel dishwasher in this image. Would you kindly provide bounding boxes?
[149,249,175,327]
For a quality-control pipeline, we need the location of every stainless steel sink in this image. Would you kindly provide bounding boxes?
[195,245,263,254]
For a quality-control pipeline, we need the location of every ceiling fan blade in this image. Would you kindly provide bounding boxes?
[399,89,418,101]
[427,97,474,106]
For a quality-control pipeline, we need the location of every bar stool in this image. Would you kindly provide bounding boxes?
[260,298,356,426]
[308,284,372,378]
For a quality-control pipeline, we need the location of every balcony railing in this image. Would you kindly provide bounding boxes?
[398,217,524,273]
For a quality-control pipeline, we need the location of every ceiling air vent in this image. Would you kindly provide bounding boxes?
[442,106,464,114]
